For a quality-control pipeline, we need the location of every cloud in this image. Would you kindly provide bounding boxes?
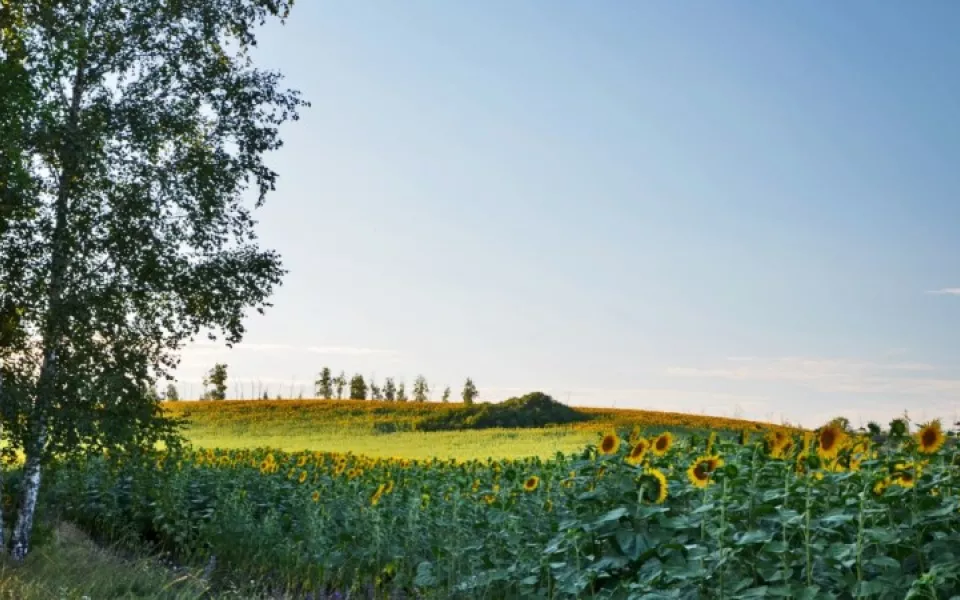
[925,288,960,296]
[666,356,960,396]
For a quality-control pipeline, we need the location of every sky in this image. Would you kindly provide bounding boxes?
[174,1,960,428]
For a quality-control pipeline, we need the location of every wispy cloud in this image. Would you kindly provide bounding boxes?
[666,356,960,396]
[925,288,960,296]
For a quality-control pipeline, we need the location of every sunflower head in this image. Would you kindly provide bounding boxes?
[686,454,721,489]
[311,490,320,503]
[298,470,308,484]
[652,432,673,456]
[523,475,541,492]
[816,422,847,460]
[625,439,651,466]
[891,462,919,488]
[598,432,621,456]
[916,420,946,455]
[640,468,669,504]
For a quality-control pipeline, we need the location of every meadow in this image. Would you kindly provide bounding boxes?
[16,399,959,599]
[162,398,776,459]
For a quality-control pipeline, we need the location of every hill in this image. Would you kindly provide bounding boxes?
[162,396,776,459]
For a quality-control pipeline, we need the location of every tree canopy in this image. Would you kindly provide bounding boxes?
[0,0,306,559]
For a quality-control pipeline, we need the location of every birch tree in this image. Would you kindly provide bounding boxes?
[0,0,306,559]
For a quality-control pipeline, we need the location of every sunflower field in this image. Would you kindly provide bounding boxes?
[35,420,960,598]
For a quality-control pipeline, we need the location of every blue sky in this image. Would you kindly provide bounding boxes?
[175,2,960,427]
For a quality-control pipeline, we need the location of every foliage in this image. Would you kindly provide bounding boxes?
[202,364,228,401]
[314,367,333,400]
[461,378,478,405]
[397,382,408,403]
[413,375,430,403]
[334,371,347,400]
[0,0,306,558]
[37,421,960,598]
[349,374,367,401]
[163,384,179,402]
[442,386,451,403]
[416,392,591,432]
[383,377,397,402]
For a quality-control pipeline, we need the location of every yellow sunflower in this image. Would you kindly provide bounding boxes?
[523,475,541,492]
[652,432,673,456]
[686,454,722,489]
[873,477,890,496]
[916,420,946,455]
[816,422,847,460]
[598,432,621,456]
[641,468,669,504]
[625,439,651,466]
[891,463,919,489]
[371,483,386,506]
[311,490,320,503]
[298,470,308,484]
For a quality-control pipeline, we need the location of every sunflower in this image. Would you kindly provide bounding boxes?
[873,477,891,496]
[641,468,669,504]
[816,422,847,460]
[625,439,651,466]
[686,455,722,489]
[297,454,307,467]
[523,475,541,492]
[687,459,711,489]
[629,425,643,443]
[311,490,320,503]
[371,483,386,506]
[598,432,621,456]
[298,470,308,484]
[892,463,918,488]
[916,420,946,455]
[652,432,673,456]
[384,480,395,495]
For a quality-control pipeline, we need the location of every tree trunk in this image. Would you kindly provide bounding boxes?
[9,430,44,561]
[9,16,89,559]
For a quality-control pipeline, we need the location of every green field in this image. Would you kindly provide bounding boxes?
[165,398,777,459]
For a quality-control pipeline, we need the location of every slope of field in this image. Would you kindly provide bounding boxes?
[163,398,776,459]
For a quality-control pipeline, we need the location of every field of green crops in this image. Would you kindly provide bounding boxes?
[36,418,960,599]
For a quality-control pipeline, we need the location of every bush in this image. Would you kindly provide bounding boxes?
[415,392,591,431]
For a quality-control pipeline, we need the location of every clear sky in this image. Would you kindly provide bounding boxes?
[174,1,960,428]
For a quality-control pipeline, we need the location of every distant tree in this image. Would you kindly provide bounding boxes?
[383,377,397,401]
[462,377,478,405]
[203,364,229,401]
[412,375,430,403]
[164,384,180,402]
[349,374,368,400]
[442,386,451,403]
[866,421,882,436]
[831,416,852,432]
[334,371,347,400]
[889,417,909,439]
[397,382,408,402]
[369,377,383,400]
[315,367,333,399]
[262,391,270,401]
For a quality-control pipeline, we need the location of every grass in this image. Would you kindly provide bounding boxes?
[0,523,208,600]
[164,398,779,459]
